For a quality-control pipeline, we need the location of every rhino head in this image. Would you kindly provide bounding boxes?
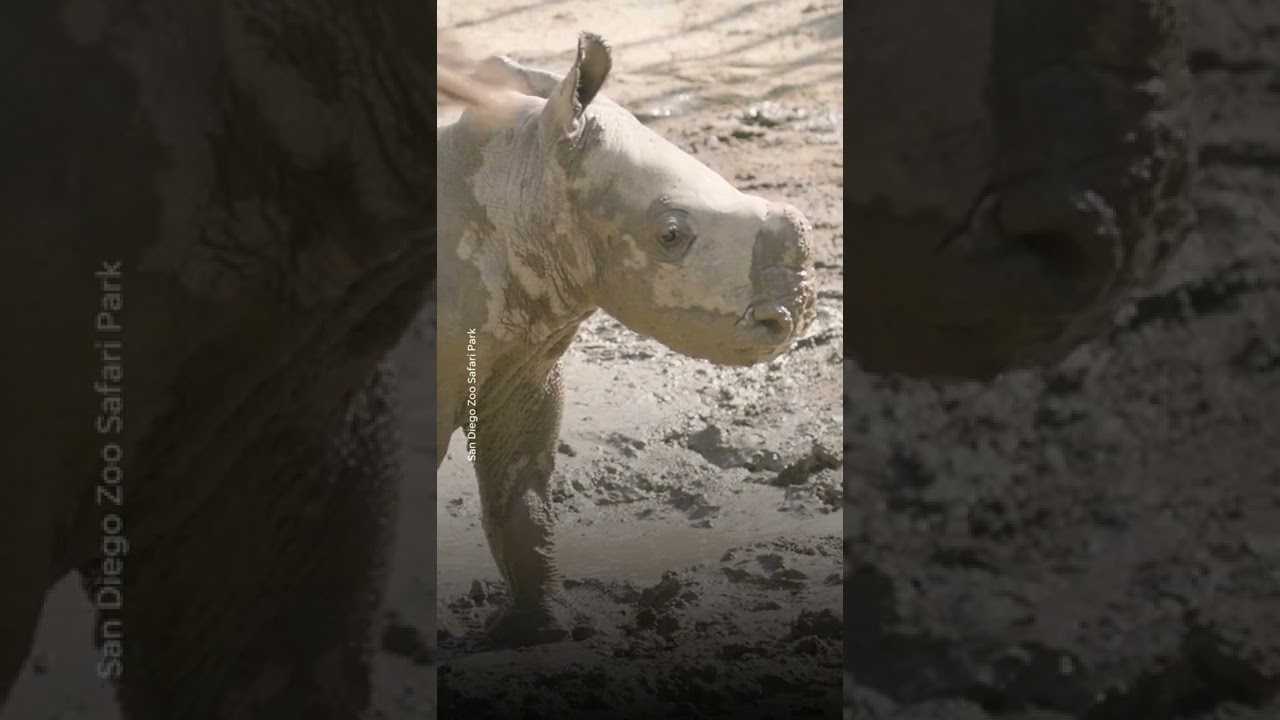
[843,0,1195,378]
[446,33,816,368]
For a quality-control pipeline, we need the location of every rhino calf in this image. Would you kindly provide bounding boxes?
[436,33,816,644]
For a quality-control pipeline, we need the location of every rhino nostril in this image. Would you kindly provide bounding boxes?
[750,303,793,340]
[996,182,1117,280]
[759,317,787,337]
[1016,231,1092,276]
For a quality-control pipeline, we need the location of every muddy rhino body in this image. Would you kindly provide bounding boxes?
[435,35,818,644]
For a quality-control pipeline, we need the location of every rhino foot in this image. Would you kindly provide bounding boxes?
[483,600,571,647]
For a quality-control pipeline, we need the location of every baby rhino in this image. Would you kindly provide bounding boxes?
[436,33,816,645]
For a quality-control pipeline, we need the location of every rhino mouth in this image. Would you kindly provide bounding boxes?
[733,289,814,357]
[740,301,797,343]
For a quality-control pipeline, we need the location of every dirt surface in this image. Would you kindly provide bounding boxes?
[846,2,1280,718]
[434,0,844,718]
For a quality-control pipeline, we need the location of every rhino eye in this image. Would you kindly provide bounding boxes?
[654,210,695,258]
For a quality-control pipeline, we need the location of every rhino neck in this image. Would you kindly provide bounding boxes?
[438,120,600,390]
[489,214,599,346]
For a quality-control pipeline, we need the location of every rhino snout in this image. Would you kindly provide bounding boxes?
[741,203,817,350]
[952,176,1121,308]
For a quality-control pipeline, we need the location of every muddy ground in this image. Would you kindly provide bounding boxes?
[846,2,1280,719]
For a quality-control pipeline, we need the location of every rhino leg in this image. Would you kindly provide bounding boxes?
[0,484,55,705]
[79,369,399,720]
[473,365,569,646]
[0,592,40,709]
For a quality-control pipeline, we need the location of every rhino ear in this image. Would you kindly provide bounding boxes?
[540,32,612,142]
